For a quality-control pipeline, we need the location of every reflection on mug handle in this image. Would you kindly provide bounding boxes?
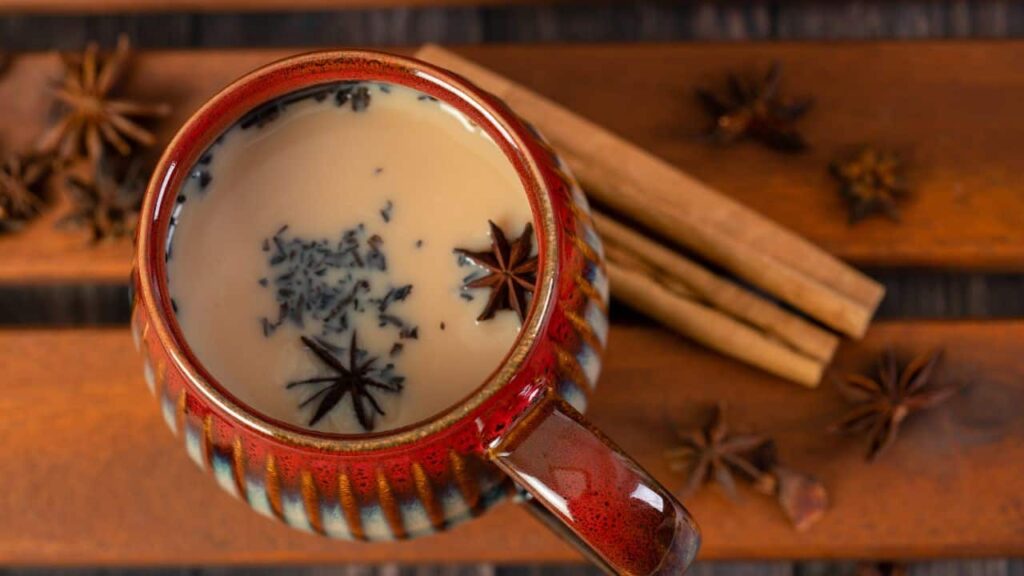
[489,391,701,575]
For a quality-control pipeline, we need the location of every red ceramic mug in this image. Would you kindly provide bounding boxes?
[132,50,700,575]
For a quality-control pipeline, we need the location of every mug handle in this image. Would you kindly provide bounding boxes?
[488,391,701,575]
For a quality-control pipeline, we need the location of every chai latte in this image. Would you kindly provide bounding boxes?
[165,82,536,434]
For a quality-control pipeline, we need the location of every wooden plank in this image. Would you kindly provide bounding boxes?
[3,43,1024,283]
[451,43,1024,270]
[1,320,1021,564]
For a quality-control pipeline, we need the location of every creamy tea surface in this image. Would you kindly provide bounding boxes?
[165,82,536,434]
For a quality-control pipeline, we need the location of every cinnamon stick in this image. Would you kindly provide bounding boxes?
[594,210,839,363]
[606,257,825,387]
[415,45,884,338]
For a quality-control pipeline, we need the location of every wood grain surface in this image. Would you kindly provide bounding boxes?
[3,43,1024,282]
[1,321,1021,565]
[3,3,1019,53]
[0,0,577,13]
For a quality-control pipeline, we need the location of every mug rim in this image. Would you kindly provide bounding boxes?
[136,49,559,452]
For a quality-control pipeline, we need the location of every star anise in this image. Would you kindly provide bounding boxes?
[830,146,908,223]
[666,404,772,499]
[288,331,403,431]
[696,62,812,152]
[0,51,10,78]
[38,35,171,166]
[667,404,828,531]
[0,152,53,232]
[58,160,142,241]
[454,220,538,322]
[831,348,962,461]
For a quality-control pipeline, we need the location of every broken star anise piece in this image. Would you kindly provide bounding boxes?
[0,152,53,232]
[830,146,909,223]
[696,62,812,153]
[58,160,142,242]
[665,404,772,499]
[831,348,962,461]
[773,466,828,532]
[455,220,538,322]
[288,331,403,431]
[39,35,171,166]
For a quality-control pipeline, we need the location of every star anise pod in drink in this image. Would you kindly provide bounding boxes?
[58,160,142,241]
[0,151,53,232]
[831,348,963,461]
[454,220,538,322]
[830,146,909,223]
[667,404,828,531]
[287,330,403,431]
[38,35,171,166]
[696,62,812,153]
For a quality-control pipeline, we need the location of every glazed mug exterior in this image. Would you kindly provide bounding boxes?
[132,50,699,575]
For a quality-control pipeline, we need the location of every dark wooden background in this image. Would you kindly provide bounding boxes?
[4,0,1024,50]
[1,0,1023,574]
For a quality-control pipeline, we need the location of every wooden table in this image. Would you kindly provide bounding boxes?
[1,43,1023,565]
